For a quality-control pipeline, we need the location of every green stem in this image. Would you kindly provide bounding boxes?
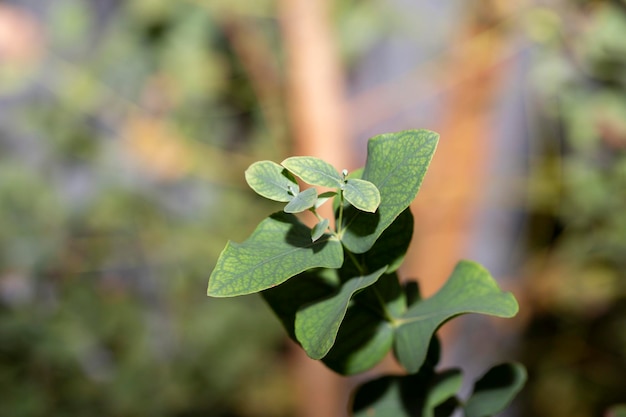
[336,190,345,236]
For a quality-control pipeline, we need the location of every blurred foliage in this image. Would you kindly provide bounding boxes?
[0,1,295,416]
[523,1,626,416]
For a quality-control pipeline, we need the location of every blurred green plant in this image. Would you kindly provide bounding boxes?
[1,1,294,416]
[208,129,526,416]
[522,1,626,416]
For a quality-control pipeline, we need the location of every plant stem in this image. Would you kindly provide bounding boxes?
[336,190,345,236]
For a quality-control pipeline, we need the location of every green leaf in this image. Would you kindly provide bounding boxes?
[464,363,527,417]
[394,261,519,373]
[311,218,329,242]
[343,178,381,213]
[425,370,463,417]
[262,268,395,375]
[322,304,394,375]
[322,273,406,375]
[262,269,339,341]
[207,212,343,297]
[316,191,337,208]
[341,129,439,253]
[245,160,299,202]
[284,187,318,213]
[282,156,343,188]
[357,208,414,274]
[351,368,462,417]
[295,266,387,359]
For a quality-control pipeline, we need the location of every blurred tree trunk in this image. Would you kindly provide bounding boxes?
[278,1,350,417]
[402,1,512,341]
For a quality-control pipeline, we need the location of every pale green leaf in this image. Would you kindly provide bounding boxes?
[311,218,329,241]
[207,212,343,297]
[316,191,337,209]
[284,187,317,213]
[343,178,381,213]
[245,160,298,202]
[341,130,439,253]
[295,266,387,359]
[282,156,343,187]
[394,261,519,373]
[464,363,527,417]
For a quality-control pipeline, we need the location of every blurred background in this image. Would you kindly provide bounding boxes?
[0,0,624,416]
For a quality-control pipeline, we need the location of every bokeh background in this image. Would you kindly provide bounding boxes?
[0,1,625,416]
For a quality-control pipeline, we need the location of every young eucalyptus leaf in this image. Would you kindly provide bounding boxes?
[316,191,337,209]
[463,363,527,417]
[245,160,299,202]
[207,212,343,297]
[284,187,318,213]
[341,130,438,253]
[282,156,343,188]
[311,218,329,242]
[394,261,519,373]
[343,178,381,213]
[295,266,387,359]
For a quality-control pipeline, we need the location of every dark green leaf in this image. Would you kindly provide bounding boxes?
[296,266,387,359]
[322,304,394,375]
[262,269,339,340]
[321,273,405,375]
[351,367,462,417]
[394,261,519,373]
[207,212,343,297]
[464,363,527,417]
[341,129,438,253]
[359,208,414,274]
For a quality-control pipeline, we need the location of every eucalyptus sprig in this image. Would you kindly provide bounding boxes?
[208,130,526,417]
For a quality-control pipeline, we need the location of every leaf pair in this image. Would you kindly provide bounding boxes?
[282,156,381,213]
[245,157,381,214]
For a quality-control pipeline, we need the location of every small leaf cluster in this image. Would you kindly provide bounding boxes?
[208,130,525,416]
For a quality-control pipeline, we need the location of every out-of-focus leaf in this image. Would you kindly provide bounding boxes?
[464,363,527,417]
